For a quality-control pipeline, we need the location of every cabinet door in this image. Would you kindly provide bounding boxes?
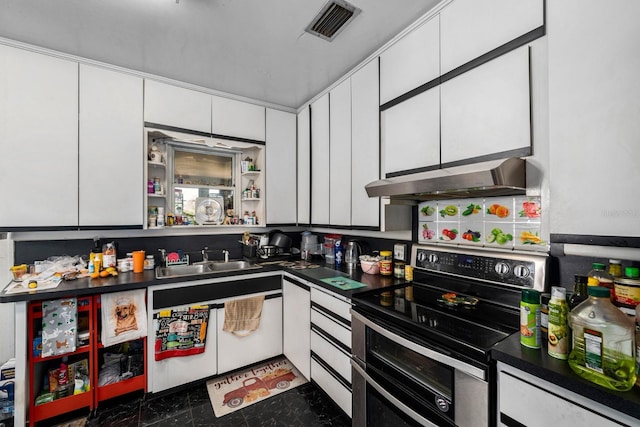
[283,279,310,380]
[548,0,640,237]
[351,60,380,228]
[151,307,218,393]
[297,107,311,225]
[0,45,78,228]
[441,46,530,165]
[382,87,439,175]
[498,366,625,427]
[79,65,143,227]
[144,79,211,133]
[329,79,351,226]
[310,94,330,225]
[440,0,544,75]
[211,96,265,141]
[266,109,297,225]
[217,295,283,374]
[380,15,439,105]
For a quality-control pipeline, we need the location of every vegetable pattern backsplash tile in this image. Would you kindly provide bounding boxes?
[418,196,546,251]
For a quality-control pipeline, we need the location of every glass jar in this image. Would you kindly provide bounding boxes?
[568,286,636,391]
[379,251,393,276]
[144,255,155,270]
[608,259,623,279]
[394,261,405,278]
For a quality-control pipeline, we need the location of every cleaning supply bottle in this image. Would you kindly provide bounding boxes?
[568,286,636,391]
[548,286,569,360]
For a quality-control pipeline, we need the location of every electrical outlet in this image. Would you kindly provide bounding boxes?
[393,243,408,262]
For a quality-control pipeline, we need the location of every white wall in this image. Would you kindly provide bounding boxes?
[0,235,15,364]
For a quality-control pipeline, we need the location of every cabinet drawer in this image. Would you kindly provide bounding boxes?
[311,358,352,417]
[311,329,351,383]
[311,307,351,349]
[310,288,351,322]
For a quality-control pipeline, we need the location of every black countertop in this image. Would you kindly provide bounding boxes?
[492,332,640,421]
[0,259,405,304]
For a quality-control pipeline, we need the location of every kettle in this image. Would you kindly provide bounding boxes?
[345,240,363,267]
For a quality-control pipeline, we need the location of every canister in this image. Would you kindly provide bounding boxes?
[613,267,640,309]
[394,261,405,279]
[520,289,541,349]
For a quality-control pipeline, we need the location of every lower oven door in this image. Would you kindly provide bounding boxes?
[351,310,489,427]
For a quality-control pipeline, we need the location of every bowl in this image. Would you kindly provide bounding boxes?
[360,260,380,275]
[10,264,27,280]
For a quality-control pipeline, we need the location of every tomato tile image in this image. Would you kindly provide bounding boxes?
[515,197,542,221]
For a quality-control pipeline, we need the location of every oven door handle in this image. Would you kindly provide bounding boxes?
[351,310,486,381]
[352,359,439,427]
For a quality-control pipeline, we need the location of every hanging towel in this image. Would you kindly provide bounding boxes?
[41,298,77,358]
[223,295,265,336]
[101,289,147,347]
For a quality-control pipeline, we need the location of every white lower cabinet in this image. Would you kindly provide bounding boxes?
[497,362,636,427]
[217,292,283,373]
[283,277,311,380]
[310,288,352,417]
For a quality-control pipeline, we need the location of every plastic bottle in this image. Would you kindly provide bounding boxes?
[520,289,541,349]
[568,286,636,391]
[635,304,640,388]
[608,259,623,279]
[88,239,102,274]
[587,262,614,299]
[548,286,569,360]
[569,275,589,310]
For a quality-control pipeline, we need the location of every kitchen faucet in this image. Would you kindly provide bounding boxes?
[222,249,229,263]
[201,247,209,262]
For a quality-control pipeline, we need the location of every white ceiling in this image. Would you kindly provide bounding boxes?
[0,0,442,109]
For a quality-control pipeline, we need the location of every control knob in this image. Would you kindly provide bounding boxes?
[417,251,428,263]
[427,253,440,264]
[494,262,510,276]
[513,264,531,279]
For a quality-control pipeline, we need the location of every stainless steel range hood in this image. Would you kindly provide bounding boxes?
[366,158,526,201]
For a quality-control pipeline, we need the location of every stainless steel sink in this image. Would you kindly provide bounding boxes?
[155,260,261,278]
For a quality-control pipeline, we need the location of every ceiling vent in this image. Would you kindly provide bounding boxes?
[305,0,361,41]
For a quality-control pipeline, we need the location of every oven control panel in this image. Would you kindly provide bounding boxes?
[413,245,547,290]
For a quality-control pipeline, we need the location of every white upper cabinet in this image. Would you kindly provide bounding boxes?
[79,65,144,227]
[380,15,440,105]
[144,79,211,133]
[351,60,380,228]
[0,44,79,229]
[211,96,265,141]
[548,0,640,237]
[297,107,311,225]
[382,87,440,175]
[440,46,530,164]
[440,0,544,74]
[310,94,330,225]
[329,79,352,226]
[266,108,297,225]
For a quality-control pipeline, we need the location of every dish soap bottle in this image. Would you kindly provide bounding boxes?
[568,286,636,391]
[548,286,569,360]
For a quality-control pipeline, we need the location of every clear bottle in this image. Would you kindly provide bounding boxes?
[608,259,623,279]
[568,286,636,391]
[569,275,589,310]
[587,262,614,296]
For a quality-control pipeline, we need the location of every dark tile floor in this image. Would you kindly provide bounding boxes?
[88,381,351,427]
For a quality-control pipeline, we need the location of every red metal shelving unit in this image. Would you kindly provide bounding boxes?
[93,294,147,408]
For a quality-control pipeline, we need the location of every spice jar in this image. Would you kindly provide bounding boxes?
[144,255,155,270]
[379,251,393,276]
[394,261,405,279]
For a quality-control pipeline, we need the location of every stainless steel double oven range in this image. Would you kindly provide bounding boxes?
[351,244,548,426]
